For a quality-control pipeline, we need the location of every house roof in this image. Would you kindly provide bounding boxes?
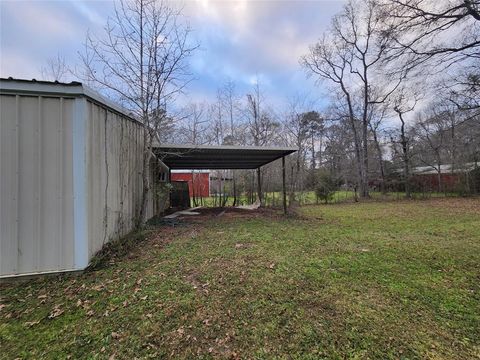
[411,162,478,175]
[154,143,297,170]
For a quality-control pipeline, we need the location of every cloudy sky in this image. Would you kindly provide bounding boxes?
[0,0,344,106]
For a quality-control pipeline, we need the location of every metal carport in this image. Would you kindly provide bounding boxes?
[153,144,297,214]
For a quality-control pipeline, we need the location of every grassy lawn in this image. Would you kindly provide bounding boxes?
[197,190,459,207]
[1,198,479,359]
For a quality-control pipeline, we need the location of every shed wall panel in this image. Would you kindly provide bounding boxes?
[85,101,156,258]
[0,95,75,276]
[1,85,166,277]
[0,95,19,274]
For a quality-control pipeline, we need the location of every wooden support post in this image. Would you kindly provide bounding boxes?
[168,167,172,209]
[282,156,287,215]
[256,167,262,206]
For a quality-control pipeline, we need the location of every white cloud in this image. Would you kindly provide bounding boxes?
[0,52,39,79]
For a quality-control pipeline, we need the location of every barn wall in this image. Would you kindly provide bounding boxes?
[411,173,461,192]
[0,94,75,276]
[171,172,210,197]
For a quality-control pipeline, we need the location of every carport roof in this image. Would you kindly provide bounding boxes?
[154,144,297,170]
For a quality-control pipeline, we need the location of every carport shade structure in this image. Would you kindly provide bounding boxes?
[153,144,297,214]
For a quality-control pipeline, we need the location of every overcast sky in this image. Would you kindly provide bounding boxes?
[0,0,344,106]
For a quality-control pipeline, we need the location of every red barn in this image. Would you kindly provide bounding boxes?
[170,171,210,197]
[411,163,477,192]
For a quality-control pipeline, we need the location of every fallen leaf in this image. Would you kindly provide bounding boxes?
[24,320,40,327]
[93,284,104,291]
[111,332,122,340]
[48,305,64,319]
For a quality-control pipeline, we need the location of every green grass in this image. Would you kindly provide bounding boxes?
[197,190,460,207]
[1,198,479,359]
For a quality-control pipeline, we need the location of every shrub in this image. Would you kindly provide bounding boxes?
[315,172,339,204]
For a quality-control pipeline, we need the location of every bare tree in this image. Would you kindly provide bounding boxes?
[390,88,420,198]
[441,63,480,114]
[219,79,241,143]
[245,79,278,147]
[80,0,197,225]
[415,113,447,192]
[303,0,404,198]
[40,53,69,82]
[368,103,388,193]
[179,102,209,145]
[245,79,279,205]
[218,79,241,205]
[382,0,480,71]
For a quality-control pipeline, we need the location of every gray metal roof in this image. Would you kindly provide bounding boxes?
[154,144,297,169]
[0,77,138,123]
[411,162,478,175]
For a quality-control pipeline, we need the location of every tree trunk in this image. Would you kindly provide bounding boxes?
[310,134,316,169]
[437,158,442,193]
[372,128,386,194]
[256,167,263,206]
[232,172,237,207]
[138,128,151,227]
[397,110,411,199]
[361,119,369,198]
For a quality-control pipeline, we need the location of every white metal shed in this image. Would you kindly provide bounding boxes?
[0,78,165,278]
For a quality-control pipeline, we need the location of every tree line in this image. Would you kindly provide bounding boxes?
[41,0,480,217]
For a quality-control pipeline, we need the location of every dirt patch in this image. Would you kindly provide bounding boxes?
[172,207,282,223]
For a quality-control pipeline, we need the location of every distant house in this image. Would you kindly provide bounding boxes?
[209,171,233,196]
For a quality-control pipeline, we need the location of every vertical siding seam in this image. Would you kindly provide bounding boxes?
[35,96,42,272]
[14,95,21,274]
[103,108,109,246]
[73,97,88,270]
[14,95,20,274]
[58,98,64,269]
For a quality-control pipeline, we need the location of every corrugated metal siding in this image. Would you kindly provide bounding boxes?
[0,95,75,276]
[1,85,167,277]
[86,101,153,257]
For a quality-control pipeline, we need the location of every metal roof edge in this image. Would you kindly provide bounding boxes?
[0,77,139,124]
[154,143,299,152]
